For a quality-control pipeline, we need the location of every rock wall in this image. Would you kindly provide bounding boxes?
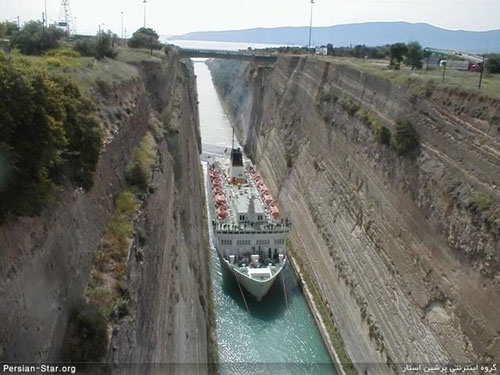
[107,60,215,374]
[0,56,213,369]
[209,56,500,373]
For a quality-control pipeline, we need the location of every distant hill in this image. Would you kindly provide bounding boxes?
[170,22,500,53]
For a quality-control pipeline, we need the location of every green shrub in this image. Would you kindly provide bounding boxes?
[320,92,338,103]
[44,57,62,67]
[373,123,391,145]
[73,38,96,57]
[0,55,102,221]
[50,74,102,190]
[125,132,157,190]
[392,117,419,156]
[339,96,361,116]
[0,21,19,38]
[61,303,108,362]
[115,191,137,216]
[469,193,496,213]
[73,32,117,60]
[128,27,162,49]
[94,32,117,59]
[10,21,65,55]
[45,48,81,58]
[356,108,372,125]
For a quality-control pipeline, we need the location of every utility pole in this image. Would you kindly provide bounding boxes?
[17,16,20,29]
[308,0,314,54]
[44,0,48,27]
[143,0,147,28]
[441,61,447,83]
[42,12,45,38]
[478,54,485,90]
[121,11,124,39]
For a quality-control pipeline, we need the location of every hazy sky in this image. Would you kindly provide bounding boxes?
[1,0,499,37]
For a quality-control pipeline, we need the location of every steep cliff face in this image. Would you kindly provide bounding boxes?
[108,60,215,372]
[0,56,213,367]
[210,57,500,372]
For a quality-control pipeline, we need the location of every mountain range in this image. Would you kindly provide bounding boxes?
[170,22,500,53]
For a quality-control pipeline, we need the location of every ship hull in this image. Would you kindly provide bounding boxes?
[220,256,284,301]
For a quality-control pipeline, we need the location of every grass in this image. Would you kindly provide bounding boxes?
[115,46,164,64]
[317,55,500,101]
[468,192,500,235]
[68,57,139,94]
[86,190,137,318]
[125,132,158,191]
[8,47,140,94]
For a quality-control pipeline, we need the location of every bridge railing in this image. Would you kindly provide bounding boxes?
[177,47,277,58]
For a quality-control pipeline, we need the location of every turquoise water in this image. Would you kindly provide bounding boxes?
[194,61,335,375]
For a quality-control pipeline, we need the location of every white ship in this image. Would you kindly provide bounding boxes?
[207,147,290,301]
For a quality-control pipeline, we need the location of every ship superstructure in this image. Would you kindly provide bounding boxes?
[208,148,290,301]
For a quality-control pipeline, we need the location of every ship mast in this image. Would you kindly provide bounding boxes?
[232,126,234,150]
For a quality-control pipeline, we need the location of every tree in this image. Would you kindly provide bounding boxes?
[392,117,419,156]
[0,21,19,38]
[326,43,334,56]
[0,55,102,220]
[10,21,65,55]
[486,54,500,74]
[389,42,408,69]
[127,27,162,49]
[73,31,117,60]
[95,31,117,59]
[404,41,423,70]
[353,44,368,59]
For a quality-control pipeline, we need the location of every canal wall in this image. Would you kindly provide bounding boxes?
[208,56,500,372]
[0,54,215,369]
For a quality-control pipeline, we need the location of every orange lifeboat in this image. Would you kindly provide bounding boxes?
[263,194,273,205]
[217,207,228,219]
[215,194,226,205]
[270,205,280,219]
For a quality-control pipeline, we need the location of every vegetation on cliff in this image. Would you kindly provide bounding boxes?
[128,27,162,50]
[61,303,108,362]
[125,131,157,191]
[72,129,158,361]
[392,117,419,155]
[73,32,118,60]
[10,21,65,55]
[0,53,102,221]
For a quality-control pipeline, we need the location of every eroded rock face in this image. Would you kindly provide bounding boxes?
[0,57,213,370]
[107,60,215,373]
[209,56,500,371]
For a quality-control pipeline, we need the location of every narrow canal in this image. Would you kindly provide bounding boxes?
[194,60,336,375]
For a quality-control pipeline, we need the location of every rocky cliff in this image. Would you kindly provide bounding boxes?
[209,56,500,373]
[0,54,214,370]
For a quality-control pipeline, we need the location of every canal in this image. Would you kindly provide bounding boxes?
[194,60,336,375]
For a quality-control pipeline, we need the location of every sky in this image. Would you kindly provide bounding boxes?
[1,0,500,37]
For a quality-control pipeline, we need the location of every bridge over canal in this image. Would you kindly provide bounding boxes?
[177,48,278,63]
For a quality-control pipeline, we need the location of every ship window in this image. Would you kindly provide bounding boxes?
[239,215,245,221]
[274,238,284,245]
[221,239,233,245]
[258,215,263,221]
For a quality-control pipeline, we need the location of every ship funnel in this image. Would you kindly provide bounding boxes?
[230,147,246,184]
